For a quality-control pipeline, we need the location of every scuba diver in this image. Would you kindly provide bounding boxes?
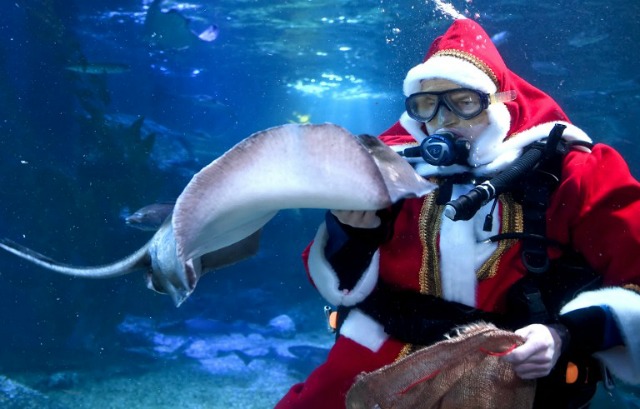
[275,18,640,409]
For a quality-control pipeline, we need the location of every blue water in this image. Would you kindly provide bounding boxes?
[0,0,639,407]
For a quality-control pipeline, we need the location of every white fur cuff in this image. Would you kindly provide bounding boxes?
[561,287,640,384]
[307,223,379,307]
[339,308,389,352]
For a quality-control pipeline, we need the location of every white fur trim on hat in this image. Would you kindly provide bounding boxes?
[403,55,497,96]
[307,222,379,307]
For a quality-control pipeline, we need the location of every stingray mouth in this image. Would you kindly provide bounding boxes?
[144,267,194,307]
[144,269,166,295]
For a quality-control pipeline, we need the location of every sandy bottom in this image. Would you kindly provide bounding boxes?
[12,357,301,409]
[7,340,640,409]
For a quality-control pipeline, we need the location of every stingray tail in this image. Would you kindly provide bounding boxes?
[0,238,150,278]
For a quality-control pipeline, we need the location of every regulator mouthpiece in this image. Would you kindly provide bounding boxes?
[419,132,470,167]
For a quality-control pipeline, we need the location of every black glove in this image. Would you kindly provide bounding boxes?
[324,208,395,291]
[559,305,624,356]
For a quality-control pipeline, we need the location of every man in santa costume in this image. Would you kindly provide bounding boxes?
[276,18,640,408]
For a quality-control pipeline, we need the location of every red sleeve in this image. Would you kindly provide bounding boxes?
[548,144,640,288]
[301,242,315,285]
[378,121,418,147]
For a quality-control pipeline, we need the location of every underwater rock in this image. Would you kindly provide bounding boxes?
[116,314,330,378]
[198,353,251,377]
[0,375,68,409]
[117,315,157,338]
[283,345,330,376]
[267,314,297,339]
[42,371,80,391]
[150,332,189,357]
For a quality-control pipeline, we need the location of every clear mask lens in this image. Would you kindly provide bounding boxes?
[406,89,517,122]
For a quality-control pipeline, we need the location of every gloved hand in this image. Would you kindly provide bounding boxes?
[502,324,563,379]
[325,210,388,291]
[330,210,381,228]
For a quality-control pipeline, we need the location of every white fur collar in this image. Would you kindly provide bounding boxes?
[439,184,500,307]
[399,112,592,177]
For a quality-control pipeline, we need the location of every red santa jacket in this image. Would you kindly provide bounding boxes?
[303,133,640,384]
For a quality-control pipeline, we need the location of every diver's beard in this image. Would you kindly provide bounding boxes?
[465,112,510,167]
[398,106,511,175]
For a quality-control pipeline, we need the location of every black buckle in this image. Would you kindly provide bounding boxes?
[522,249,550,274]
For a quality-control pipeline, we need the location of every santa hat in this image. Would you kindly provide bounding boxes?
[397,18,591,175]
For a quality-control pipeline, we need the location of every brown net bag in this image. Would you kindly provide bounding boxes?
[346,322,536,409]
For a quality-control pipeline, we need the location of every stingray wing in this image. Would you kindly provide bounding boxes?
[173,123,434,263]
[199,229,262,272]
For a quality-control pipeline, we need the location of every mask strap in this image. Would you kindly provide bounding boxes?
[489,90,517,104]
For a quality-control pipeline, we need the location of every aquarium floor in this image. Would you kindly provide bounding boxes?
[13,357,299,409]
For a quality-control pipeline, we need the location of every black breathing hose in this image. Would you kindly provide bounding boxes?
[443,124,567,221]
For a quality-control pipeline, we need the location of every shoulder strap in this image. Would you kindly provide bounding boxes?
[519,155,562,274]
[502,126,569,324]
[517,124,571,274]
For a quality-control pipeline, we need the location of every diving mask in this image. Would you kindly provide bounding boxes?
[405,88,516,123]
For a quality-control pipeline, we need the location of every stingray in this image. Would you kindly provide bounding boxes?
[0,123,435,306]
[144,0,218,50]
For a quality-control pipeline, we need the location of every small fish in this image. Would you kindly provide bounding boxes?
[490,31,510,47]
[125,202,175,231]
[65,62,130,75]
[568,31,609,48]
[288,112,311,124]
[198,25,219,42]
[567,78,640,102]
[531,61,569,76]
[191,94,229,109]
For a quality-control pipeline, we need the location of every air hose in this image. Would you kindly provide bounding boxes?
[444,124,566,221]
